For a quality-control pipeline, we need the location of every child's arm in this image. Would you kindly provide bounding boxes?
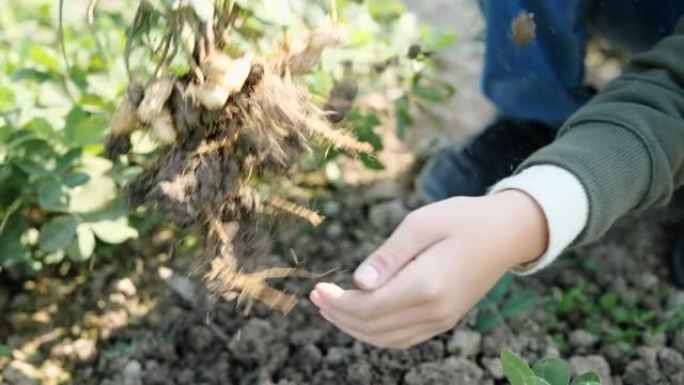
[311,16,684,349]
[495,14,684,273]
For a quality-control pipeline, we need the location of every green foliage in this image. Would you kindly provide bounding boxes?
[501,349,602,385]
[533,358,570,385]
[0,344,12,358]
[475,274,538,333]
[367,0,406,21]
[349,110,385,170]
[0,0,139,275]
[501,348,535,385]
[0,0,456,277]
[230,0,456,171]
[545,284,684,348]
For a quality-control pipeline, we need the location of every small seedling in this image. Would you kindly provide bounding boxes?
[476,273,537,333]
[501,348,602,385]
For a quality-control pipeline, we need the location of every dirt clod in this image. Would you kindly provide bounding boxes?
[404,357,487,385]
[447,329,482,357]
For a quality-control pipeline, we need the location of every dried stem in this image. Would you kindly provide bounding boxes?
[124,1,150,79]
[56,0,76,102]
[87,0,98,25]
[215,0,237,48]
[58,0,71,75]
[192,135,237,157]
[309,120,373,153]
[269,196,324,227]
[203,22,216,57]
[206,257,299,314]
[153,32,174,78]
[330,0,338,24]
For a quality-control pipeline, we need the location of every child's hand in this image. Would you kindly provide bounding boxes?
[309,190,548,349]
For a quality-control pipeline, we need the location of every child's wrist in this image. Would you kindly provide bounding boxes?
[485,189,549,269]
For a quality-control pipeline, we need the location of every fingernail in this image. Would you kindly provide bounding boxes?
[316,282,344,298]
[355,264,380,289]
[309,290,322,307]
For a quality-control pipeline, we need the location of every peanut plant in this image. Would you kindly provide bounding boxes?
[501,348,602,385]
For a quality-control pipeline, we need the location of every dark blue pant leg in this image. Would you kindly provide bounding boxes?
[479,0,595,126]
[479,0,684,127]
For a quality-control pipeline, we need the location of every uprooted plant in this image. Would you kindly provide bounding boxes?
[105,0,374,313]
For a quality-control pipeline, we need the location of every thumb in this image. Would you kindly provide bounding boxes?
[354,208,447,290]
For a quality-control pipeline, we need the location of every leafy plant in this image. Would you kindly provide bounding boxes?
[545,284,682,348]
[501,348,602,385]
[0,1,139,275]
[476,273,538,333]
[0,344,12,358]
[0,0,457,279]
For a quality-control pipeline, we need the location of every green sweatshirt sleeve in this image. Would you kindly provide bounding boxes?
[519,17,684,245]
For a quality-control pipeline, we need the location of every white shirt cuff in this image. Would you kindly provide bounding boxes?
[489,165,589,275]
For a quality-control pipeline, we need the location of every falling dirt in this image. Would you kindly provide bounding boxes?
[511,11,536,48]
[105,1,368,312]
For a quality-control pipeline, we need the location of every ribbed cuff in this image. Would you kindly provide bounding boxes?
[489,165,589,275]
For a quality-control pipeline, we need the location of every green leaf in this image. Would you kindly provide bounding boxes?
[350,110,382,150]
[571,372,601,385]
[367,0,405,21]
[56,148,83,173]
[489,273,514,301]
[501,291,537,319]
[23,118,54,139]
[599,292,618,310]
[237,0,296,26]
[66,114,108,146]
[68,174,117,213]
[349,29,374,46]
[79,200,129,223]
[432,30,459,50]
[0,166,12,186]
[0,86,16,111]
[530,377,553,385]
[474,308,499,333]
[64,172,91,188]
[0,125,12,142]
[13,158,50,178]
[411,77,455,102]
[11,68,54,83]
[421,26,459,51]
[65,107,88,134]
[67,224,96,262]
[533,358,570,385]
[69,66,88,90]
[394,96,414,140]
[38,215,78,252]
[611,306,630,323]
[88,217,138,244]
[0,214,28,267]
[501,348,535,385]
[359,153,385,170]
[28,44,60,71]
[78,94,109,109]
[0,344,12,358]
[38,179,64,209]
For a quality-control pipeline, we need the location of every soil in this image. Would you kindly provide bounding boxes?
[3,2,684,385]
[3,178,684,385]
